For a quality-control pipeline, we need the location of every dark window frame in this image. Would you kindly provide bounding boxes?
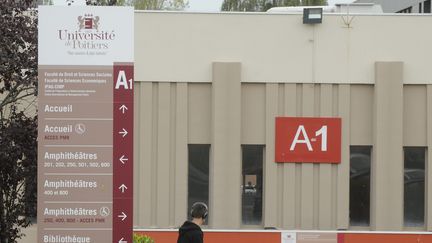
[424,0,431,13]
[403,146,426,227]
[241,145,264,226]
[188,144,210,222]
[349,145,372,227]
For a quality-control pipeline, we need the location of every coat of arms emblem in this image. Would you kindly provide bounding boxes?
[78,14,100,31]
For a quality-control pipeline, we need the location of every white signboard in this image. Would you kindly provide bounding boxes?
[39,6,133,66]
[282,232,297,243]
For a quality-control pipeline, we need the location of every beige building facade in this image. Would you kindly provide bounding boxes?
[132,11,432,232]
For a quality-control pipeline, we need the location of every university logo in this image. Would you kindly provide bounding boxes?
[58,13,114,50]
[78,14,100,31]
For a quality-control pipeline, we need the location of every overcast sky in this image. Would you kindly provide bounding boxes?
[187,0,355,11]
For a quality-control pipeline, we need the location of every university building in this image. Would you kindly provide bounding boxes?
[132,10,432,231]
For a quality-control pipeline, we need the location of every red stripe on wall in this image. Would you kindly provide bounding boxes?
[338,233,345,243]
[137,231,281,243]
[137,231,432,243]
[344,234,432,243]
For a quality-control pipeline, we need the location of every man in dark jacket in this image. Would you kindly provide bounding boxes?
[177,202,208,243]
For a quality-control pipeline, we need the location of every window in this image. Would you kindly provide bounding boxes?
[241,145,264,225]
[188,144,210,220]
[404,147,426,227]
[350,146,372,226]
[424,0,431,13]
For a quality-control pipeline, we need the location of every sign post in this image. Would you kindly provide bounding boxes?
[37,6,134,243]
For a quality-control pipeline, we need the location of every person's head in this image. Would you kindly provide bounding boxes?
[190,202,208,225]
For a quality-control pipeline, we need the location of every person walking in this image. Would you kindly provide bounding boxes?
[177,202,208,243]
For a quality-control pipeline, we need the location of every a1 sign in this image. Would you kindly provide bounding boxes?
[275,117,341,163]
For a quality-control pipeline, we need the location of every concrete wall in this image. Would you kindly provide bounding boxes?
[135,12,432,84]
[132,63,432,231]
[131,12,432,231]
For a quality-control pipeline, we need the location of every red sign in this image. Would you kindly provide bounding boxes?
[275,117,341,163]
[113,63,134,243]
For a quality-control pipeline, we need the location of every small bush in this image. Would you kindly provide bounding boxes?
[133,233,155,243]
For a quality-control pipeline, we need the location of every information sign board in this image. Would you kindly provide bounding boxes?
[37,6,134,243]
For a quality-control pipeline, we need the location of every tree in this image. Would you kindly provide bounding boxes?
[221,0,327,12]
[87,0,189,10]
[132,0,189,10]
[0,0,38,242]
[0,113,37,243]
[86,0,125,5]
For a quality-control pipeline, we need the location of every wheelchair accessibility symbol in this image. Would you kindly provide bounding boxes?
[100,206,110,217]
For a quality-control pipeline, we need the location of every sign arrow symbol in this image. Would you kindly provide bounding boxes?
[119,155,128,164]
[119,184,128,193]
[118,238,127,243]
[119,105,128,114]
[119,128,128,138]
[118,212,127,221]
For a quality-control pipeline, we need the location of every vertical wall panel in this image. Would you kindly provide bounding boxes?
[264,83,279,227]
[211,62,242,228]
[137,82,154,227]
[282,84,297,229]
[319,84,333,229]
[350,85,373,145]
[403,85,427,146]
[337,84,350,229]
[174,83,188,226]
[151,84,158,226]
[313,85,320,229]
[133,84,140,226]
[427,85,432,230]
[277,84,284,227]
[156,83,171,227]
[331,85,339,228]
[169,84,176,226]
[295,84,302,228]
[300,84,315,229]
[188,84,212,144]
[241,84,266,144]
[372,62,404,230]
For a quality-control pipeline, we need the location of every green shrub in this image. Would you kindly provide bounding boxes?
[133,233,155,243]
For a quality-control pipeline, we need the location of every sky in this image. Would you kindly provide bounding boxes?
[187,0,355,11]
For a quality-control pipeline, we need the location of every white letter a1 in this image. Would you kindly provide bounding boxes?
[290,125,313,151]
[115,70,131,90]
